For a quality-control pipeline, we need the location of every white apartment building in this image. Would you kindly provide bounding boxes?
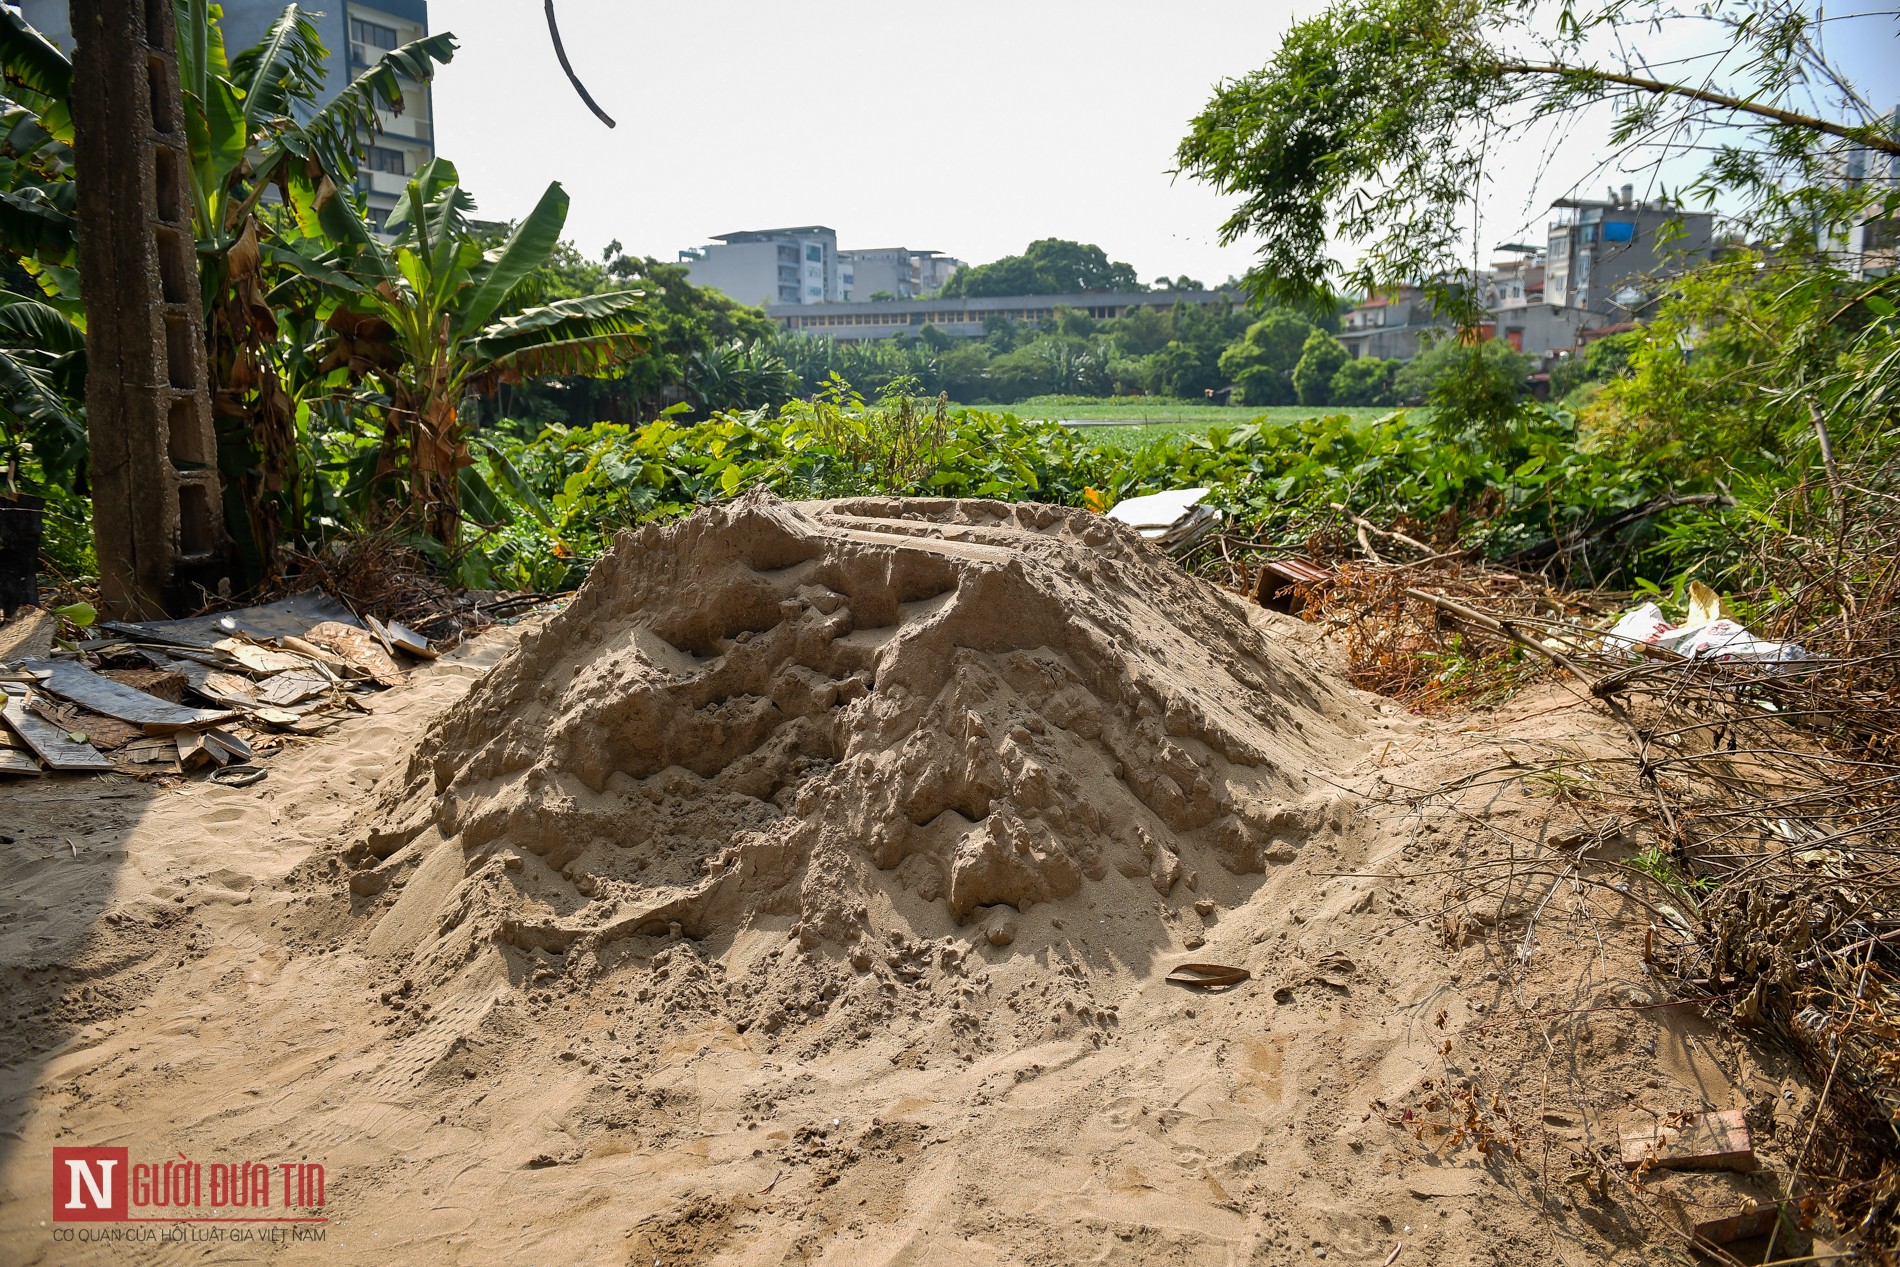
[680,229,963,306]
[679,226,840,307]
[20,0,437,236]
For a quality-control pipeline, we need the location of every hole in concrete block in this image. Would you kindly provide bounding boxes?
[143,0,168,43]
[166,396,209,468]
[163,315,196,390]
[154,227,192,305]
[147,53,177,136]
[177,480,215,558]
[153,144,185,224]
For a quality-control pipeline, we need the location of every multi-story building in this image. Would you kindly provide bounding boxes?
[679,230,966,306]
[836,248,963,301]
[678,226,840,307]
[770,289,1237,342]
[1337,285,1462,361]
[1488,249,1609,357]
[21,0,436,234]
[1545,186,1715,315]
[1836,124,1899,278]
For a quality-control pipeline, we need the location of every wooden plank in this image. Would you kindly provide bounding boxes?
[1621,1109,1755,1172]
[120,735,181,767]
[0,686,113,771]
[0,724,41,776]
[20,659,234,733]
[1694,1203,1780,1245]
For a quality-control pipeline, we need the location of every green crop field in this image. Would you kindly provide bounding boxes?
[978,399,1401,449]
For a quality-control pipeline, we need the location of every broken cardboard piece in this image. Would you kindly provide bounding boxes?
[1620,1109,1755,1172]
[1,684,114,771]
[213,638,312,675]
[305,620,403,684]
[365,614,438,659]
[258,668,331,707]
[0,605,57,662]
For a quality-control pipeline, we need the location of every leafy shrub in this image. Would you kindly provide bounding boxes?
[1329,355,1398,405]
[1292,329,1350,405]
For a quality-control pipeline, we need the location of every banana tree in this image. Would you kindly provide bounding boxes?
[0,8,78,305]
[170,0,455,577]
[281,157,645,546]
[2,3,458,579]
[0,290,85,490]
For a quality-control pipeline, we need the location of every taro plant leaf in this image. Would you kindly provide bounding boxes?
[473,435,557,531]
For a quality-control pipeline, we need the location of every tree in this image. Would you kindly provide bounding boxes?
[1232,365,1292,406]
[1292,329,1349,406]
[282,158,644,545]
[494,248,781,423]
[1142,339,1223,400]
[940,238,1141,298]
[178,2,456,574]
[1218,311,1314,387]
[3,3,459,580]
[1329,355,1397,406]
[1391,335,1530,434]
[1176,0,1900,317]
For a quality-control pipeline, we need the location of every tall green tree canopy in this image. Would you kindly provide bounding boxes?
[940,238,1142,298]
[1176,0,1900,311]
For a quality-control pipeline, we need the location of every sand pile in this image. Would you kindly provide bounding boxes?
[347,492,1373,1045]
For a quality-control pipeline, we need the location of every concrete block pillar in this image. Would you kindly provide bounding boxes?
[71,0,224,618]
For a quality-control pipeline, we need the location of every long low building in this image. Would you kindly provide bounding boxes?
[769,290,1239,341]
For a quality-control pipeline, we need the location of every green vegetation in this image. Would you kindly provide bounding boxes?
[458,392,1676,592]
[0,0,1892,668]
[278,157,644,546]
[938,238,1141,299]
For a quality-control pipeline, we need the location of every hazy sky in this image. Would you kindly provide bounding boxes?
[429,0,1900,282]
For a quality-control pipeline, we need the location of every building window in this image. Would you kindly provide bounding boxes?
[805,244,823,262]
[351,18,399,51]
[807,286,822,297]
[367,146,406,175]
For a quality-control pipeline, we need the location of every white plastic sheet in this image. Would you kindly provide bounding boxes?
[1602,598,1808,663]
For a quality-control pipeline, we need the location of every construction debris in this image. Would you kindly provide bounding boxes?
[20,658,234,731]
[1603,581,1808,663]
[0,592,433,779]
[1,682,114,771]
[1106,487,1222,551]
[1619,1109,1756,1173]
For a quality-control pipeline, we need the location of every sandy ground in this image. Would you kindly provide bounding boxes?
[0,501,1827,1266]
